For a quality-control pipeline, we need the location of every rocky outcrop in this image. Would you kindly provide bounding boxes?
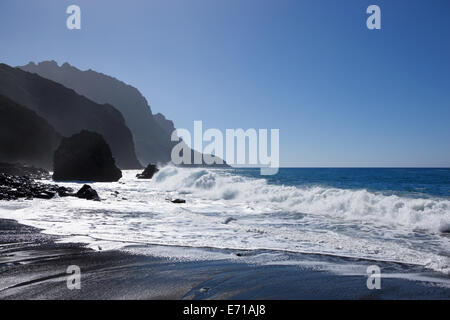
[0,162,50,180]
[0,173,73,200]
[171,199,186,204]
[53,131,122,182]
[136,163,159,179]
[76,185,100,201]
[0,95,61,170]
[153,113,176,137]
[0,63,141,169]
[440,223,450,234]
[0,173,101,201]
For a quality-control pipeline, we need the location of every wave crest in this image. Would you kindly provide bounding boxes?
[153,166,450,233]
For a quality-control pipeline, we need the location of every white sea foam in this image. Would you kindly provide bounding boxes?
[0,167,449,274]
[151,166,450,233]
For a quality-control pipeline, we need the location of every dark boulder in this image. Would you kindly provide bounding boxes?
[57,186,75,197]
[136,163,159,179]
[223,217,236,224]
[440,223,450,234]
[76,185,100,201]
[53,130,122,182]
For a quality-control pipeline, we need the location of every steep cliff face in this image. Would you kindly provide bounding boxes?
[0,63,141,169]
[153,113,176,137]
[19,61,228,167]
[0,94,60,170]
[20,61,173,165]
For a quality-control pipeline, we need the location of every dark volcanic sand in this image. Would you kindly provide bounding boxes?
[0,219,449,300]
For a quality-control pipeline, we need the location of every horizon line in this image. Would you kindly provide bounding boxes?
[227,166,450,169]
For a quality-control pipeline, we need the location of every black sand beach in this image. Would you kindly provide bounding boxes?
[0,218,449,300]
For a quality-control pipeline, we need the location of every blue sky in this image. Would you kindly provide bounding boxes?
[0,0,449,167]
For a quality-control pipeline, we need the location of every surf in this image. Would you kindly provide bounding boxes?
[0,167,448,275]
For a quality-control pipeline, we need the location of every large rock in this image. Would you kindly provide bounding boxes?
[76,185,100,201]
[53,131,122,182]
[136,163,159,179]
[440,223,450,234]
[171,199,186,204]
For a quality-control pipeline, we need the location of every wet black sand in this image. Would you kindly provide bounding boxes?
[0,219,449,300]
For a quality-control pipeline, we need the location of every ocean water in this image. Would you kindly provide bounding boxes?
[0,167,449,277]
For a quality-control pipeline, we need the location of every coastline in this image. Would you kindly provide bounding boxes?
[1,218,449,300]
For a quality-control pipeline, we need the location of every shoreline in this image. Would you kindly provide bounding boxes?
[1,218,449,300]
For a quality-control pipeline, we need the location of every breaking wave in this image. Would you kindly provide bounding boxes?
[152,166,450,233]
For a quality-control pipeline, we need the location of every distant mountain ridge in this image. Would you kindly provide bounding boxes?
[0,63,141,169]
[20,61,174,165]
[19,61,228,168]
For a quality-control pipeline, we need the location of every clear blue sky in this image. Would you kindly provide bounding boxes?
[1,0,449,167]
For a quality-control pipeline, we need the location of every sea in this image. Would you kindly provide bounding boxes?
[1,167,449,282]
